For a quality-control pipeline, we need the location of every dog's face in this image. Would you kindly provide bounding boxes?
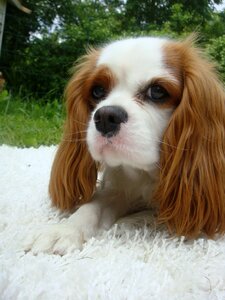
[87,38,182,171]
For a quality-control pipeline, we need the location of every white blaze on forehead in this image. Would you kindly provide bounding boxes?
[97,37,170,87]
[88,37,175,170]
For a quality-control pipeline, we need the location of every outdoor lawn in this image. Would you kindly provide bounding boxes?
[0,91,64,147]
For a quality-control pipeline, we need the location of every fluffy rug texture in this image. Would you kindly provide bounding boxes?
[1,145,225,300]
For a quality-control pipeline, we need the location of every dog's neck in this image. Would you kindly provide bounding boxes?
[100,164,159,211]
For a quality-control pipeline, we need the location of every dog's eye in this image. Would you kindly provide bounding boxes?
[146,85,169,103]
[91,85,106,100]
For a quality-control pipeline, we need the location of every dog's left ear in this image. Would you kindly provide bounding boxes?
[155,39,225,237]
[49,50,99,210]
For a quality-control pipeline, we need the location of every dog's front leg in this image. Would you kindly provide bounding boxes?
[24,190,126,255]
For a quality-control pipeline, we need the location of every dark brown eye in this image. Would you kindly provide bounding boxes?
[146,85,169,103]
[91,85,106,101]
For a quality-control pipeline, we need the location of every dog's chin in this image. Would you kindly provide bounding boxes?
[88,135,158,172]
[88,135,128,166]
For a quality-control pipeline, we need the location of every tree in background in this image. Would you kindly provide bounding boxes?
[1,0,123,99]
[123,0,223,31]
[1,0,62,97]
[1,0,224,100]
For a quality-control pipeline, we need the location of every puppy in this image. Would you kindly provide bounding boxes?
[26,36,225,255]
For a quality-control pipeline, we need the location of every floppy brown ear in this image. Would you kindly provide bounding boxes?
[155,40,225,237]
[49,50,99,210]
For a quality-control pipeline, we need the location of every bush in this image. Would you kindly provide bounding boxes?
[206,35,225,83]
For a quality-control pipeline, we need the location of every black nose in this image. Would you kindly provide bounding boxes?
[94,105,128,137]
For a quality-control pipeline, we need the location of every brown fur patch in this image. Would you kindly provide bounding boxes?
[85,65,117,108]
[150,77,182,108]
[49,49,101,210]
[154,38,225,237]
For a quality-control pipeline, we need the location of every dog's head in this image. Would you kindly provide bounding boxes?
[87,37,181,171]
[49,36,225,237]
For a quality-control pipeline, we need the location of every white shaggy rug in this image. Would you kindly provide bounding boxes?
[1,145,225,300]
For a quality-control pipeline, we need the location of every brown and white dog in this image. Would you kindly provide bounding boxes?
[26,36,225,255]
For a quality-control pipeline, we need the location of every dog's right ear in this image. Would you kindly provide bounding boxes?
[49,49,99,210]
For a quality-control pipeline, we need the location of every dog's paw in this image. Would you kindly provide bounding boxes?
[24,223,85,255]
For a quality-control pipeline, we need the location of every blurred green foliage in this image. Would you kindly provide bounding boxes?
[206,35,225,82]
[1,0,225,101]
[0,0,225,147]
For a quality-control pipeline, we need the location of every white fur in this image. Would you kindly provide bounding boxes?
[25,37,176,255]
[3,145,225,298]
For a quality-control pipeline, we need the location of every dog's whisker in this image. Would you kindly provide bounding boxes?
[72,119,87,126]
[65,130,88,136]
[155,162,163,171]
[62,138,87,142]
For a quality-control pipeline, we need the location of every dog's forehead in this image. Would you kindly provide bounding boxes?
[97,37,169,83]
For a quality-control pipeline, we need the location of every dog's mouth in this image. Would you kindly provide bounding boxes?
[90,132,133,164]
[97,134,126,153]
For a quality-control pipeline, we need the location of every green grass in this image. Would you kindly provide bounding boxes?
[0,90,65,147]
